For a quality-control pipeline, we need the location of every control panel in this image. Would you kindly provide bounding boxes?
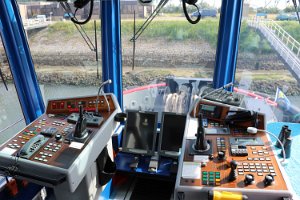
[0,94,121,193]
[201,87,243,106]
[175,99,293,200]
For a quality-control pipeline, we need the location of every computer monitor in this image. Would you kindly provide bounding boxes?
[122,110,158,156]
[158,112,186,158]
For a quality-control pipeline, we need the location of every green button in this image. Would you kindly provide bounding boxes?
[209,172,214,175]
[202,177,207,181]
[209,177,214,181]
[202,175,208,179]
[202,171,208,175]
[215,175,220,179]
[215,172,220,175]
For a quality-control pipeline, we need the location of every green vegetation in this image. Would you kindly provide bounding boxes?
[48,18,300,55]
[123,19,219,46]
[239,22,273,54]
[278,21,300,42]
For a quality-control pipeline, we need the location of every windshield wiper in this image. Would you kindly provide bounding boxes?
[0,67,8,91]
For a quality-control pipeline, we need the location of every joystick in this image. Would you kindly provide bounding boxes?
[74,105,88,140]
[228,160,238,181]
[194,114,209,151]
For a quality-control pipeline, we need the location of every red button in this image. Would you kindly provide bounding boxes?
[52,103,56,109]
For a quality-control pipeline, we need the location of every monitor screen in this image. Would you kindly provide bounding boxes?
[159,112,186,158]
[122,110,158,155]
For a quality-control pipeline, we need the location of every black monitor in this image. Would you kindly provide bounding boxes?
[158,112,186,158]
[122,110,158,156]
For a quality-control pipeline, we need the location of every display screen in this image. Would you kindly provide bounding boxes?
[159,113,186,155]
[201,105,215,112]
[122,110,158,155]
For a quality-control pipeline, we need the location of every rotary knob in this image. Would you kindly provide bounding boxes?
[264,174,274,186]
[217,151,226,161]
[55,133,62,141]
[244,174,255,185]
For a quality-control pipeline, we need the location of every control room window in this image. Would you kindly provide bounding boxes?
[236,2,300,123]
[121,0,222,114]
[18,1,102,103]
[0,36,26,145]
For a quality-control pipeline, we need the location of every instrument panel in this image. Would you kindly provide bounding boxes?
[0,94,121,192]
[175,99,293,200]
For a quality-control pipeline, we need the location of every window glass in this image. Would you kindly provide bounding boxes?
[18,1,100,103]
[0,37,25,145]
[236,2,300,123]
[121,0,222,116]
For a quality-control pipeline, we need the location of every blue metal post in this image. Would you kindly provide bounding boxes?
[213,0,244,90]
[101,0,123,109]
[0,0,45,124]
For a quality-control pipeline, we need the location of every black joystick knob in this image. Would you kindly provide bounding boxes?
[55,133,62,141]
[217,151,226,161]
[234,96,240,102]
[74,105,87,139]
[264,174,274,186]
[244,174,255,185]
[194,114,209,151]
[228,160,238,181]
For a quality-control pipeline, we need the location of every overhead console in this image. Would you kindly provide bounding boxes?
[0,94,121,200]
[175,99,293,200]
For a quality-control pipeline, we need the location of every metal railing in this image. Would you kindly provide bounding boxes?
[248,18,300,82]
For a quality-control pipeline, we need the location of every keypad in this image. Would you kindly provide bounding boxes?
[237,163,276,176]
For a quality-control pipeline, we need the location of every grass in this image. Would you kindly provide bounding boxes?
[47,17,300,55]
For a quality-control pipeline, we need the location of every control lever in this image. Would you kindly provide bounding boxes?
[74,105,88,139]
[228,160,238,181]
[193,114,209,152]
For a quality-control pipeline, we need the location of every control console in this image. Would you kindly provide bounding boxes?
[0,94,121,199]
[175,99,293,200]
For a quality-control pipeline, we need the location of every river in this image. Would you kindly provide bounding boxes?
[1,83,300,144]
